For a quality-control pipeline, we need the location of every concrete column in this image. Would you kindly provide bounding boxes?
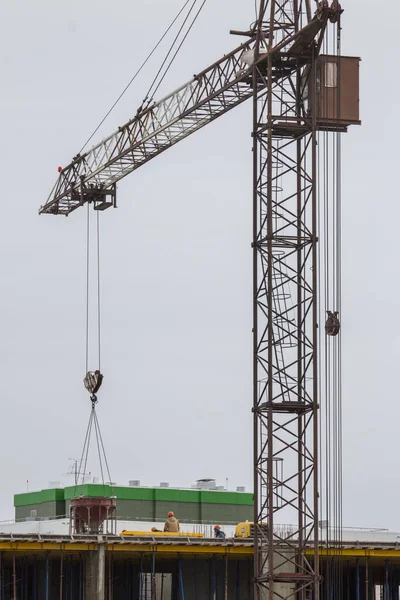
[85,544,106,599]
[257,549,296,600]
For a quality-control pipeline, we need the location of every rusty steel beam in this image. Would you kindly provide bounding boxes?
[250,2,342,600]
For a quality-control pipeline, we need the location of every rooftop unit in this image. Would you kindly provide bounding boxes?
[193,479,216,490]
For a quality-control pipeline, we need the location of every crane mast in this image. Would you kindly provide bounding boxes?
[252,2,325,599]
[40,2,359,599]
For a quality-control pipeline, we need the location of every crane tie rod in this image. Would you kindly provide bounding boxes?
[79,0,196,154]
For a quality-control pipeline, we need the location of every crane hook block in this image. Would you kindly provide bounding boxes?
[325,311,340,337]
[83,370,104,399]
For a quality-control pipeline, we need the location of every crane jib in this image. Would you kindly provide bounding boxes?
[39,12,328,216]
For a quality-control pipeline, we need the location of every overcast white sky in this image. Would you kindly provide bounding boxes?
[0,0,395,528]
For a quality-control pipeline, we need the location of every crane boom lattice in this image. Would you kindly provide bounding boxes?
[39,8,331,218]
[40,40,256,216]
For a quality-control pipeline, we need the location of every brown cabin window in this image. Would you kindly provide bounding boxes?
[324,62,337,88]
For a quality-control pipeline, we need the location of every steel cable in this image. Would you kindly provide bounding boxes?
[97,211,101,372]
[335,15,344,600]
[85,203,90,374]
[78,0,193,153]
[145,0,208,104]
[94,410,114,496]
[74,406,94,497]
[75,0,209,509]
[93,409,106,488]
[82,407,94,486]
[81,164,113,496]
[144,0,199,102]
[84,201,101,373]
[317,17,343,600]
[74,402,114,496]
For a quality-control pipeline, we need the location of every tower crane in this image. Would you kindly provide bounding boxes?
[39,2,360,599]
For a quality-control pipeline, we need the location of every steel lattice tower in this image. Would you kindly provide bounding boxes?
[252,2,331,599]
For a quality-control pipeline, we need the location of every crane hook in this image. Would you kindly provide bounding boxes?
[83,370,104,401]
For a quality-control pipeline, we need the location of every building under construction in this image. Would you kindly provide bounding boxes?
[5,482,400,600]
[2,485,400,599]
[1,528,400,600]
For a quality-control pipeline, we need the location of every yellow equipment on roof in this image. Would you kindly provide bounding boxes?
[235,522,268,538]
[120,530,204,538]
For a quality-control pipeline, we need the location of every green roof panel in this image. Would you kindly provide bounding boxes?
[15,485,253,508]
[14,488,64,507]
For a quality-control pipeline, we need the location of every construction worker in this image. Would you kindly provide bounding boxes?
[214,525,226,538]
[164,511,180,532]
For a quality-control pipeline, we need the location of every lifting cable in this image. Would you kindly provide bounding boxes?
[84,202,101,375]
[318,10,343,600]
[74,204,113,496]
[334,12,343,598]
[73,397,113,498]
[97,210,101,373]
[73,0,209,500]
